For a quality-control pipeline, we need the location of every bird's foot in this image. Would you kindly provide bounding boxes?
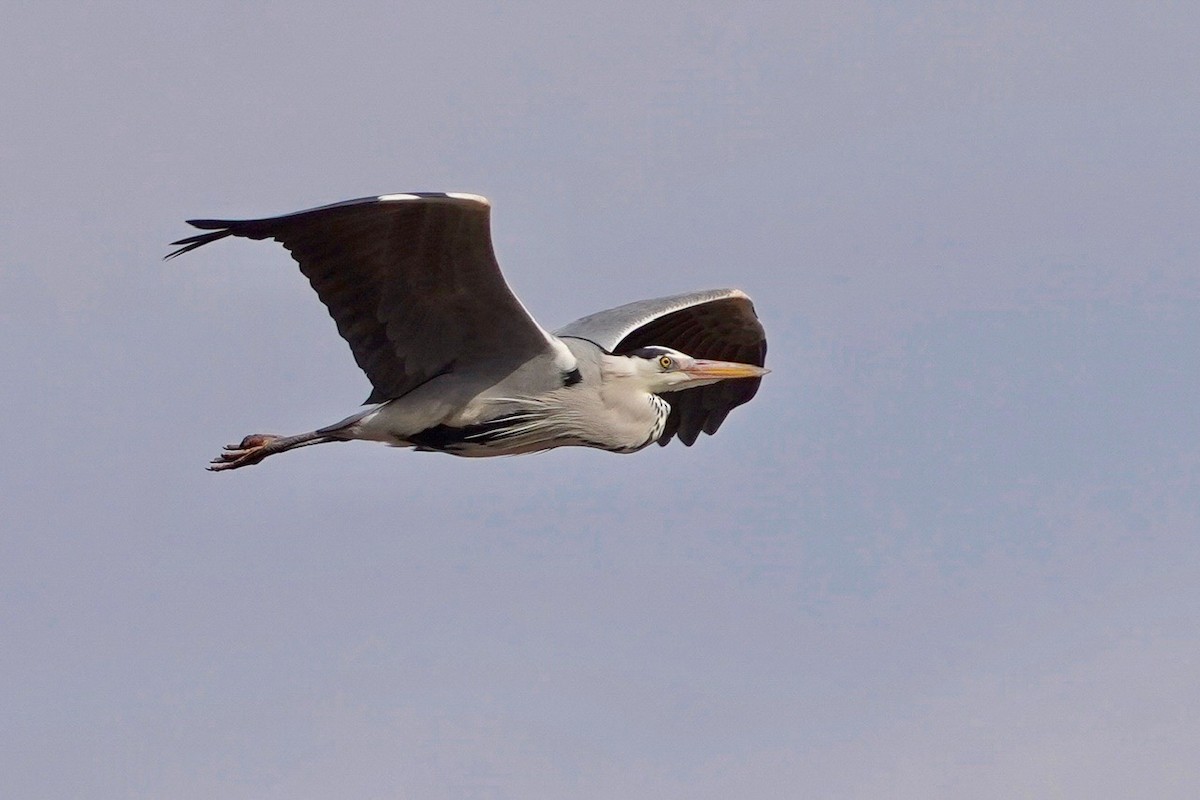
[208,434,280,472]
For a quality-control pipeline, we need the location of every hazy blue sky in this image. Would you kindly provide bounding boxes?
[2,4,1198,798]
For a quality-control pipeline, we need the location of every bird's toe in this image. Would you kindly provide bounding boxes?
[207,434,278,471]
[237,433,278,449]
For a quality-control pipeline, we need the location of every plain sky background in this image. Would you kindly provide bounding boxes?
[2,3,1198,798]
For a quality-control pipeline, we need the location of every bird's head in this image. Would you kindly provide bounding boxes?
[622,346,769,393]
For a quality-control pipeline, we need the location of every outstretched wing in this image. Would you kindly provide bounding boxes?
[168,193,559,403]
[556,289,767,446]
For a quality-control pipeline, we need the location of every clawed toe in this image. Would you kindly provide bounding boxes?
[207,434,280,471]
[236,433,278,449]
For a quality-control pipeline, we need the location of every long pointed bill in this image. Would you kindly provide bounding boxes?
[684,359,770,381]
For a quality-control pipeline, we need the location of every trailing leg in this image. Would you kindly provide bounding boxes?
[208,430,340,471]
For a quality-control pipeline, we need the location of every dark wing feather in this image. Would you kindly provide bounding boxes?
[556,289,767,446]
[168,193,554,403]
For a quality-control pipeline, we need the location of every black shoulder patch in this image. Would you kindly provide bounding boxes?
[406,412,541,452]
[406,424,467,452]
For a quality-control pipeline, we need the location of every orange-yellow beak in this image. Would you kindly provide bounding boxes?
[683,359,770,380]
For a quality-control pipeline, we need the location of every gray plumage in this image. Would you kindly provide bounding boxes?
[167,193,768,470]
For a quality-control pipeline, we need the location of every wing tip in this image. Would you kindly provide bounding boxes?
[165,191,492,261]
[164,227,233,260]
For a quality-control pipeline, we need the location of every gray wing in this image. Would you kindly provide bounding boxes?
[168,193,557,404]
[556,289,767,446]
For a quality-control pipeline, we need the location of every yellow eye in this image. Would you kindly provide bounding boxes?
[658,355,673,369]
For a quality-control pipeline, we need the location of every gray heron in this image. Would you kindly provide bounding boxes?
[167,193,768,470]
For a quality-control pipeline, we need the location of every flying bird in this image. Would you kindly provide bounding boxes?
[167,193,768,470]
